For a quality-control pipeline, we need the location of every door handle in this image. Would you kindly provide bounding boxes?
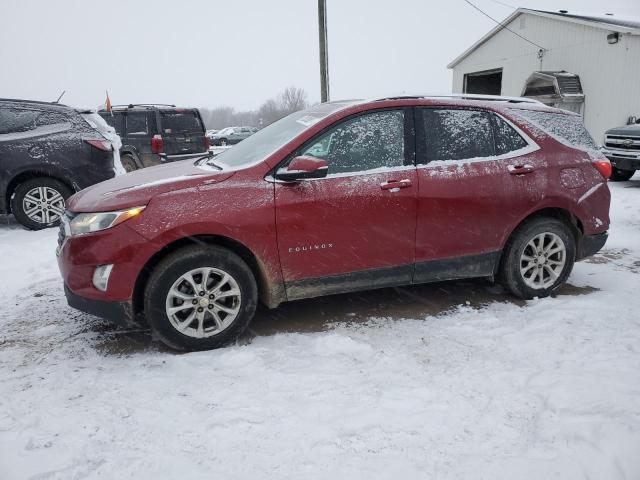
[380,179,412,190]
[508,164,535,175]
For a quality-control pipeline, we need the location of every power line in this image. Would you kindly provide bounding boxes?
[461,0,546,51]
[485,0,517,9]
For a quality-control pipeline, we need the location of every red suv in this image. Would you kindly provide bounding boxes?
[57,96,612,351]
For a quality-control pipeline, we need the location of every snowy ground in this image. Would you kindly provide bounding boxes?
[1,181,639,479]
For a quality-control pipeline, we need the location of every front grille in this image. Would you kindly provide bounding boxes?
[605,134,640,151]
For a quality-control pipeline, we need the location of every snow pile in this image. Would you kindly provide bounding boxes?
[0,181,639,479]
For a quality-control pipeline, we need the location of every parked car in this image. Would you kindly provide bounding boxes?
[209,126,258,146]
[0,98,121,230]
[98,104,209,172]
[601,121,639,181]
[58,96,611,351]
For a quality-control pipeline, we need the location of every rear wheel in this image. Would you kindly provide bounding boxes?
[610,167,635,181]
[144,245,258,351]
[11,177,72,230]
[499,218,576,299]
[120,154,139,172]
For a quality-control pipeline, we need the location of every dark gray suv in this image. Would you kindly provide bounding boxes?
[99,105,209,172]
[0,98,120,230]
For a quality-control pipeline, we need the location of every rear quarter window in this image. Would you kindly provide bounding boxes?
[508,108,597,151]
[161,111,203,134]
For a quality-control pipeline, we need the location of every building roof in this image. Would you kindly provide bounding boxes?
[448,8,640,69]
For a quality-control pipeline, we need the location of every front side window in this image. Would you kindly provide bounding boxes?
[492,114,528,155]
[419,108,494,163]
[301,110,405,175]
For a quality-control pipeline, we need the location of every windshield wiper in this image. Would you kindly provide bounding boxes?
[194,151,222,170]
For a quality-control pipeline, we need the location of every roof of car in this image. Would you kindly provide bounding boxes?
[0,98,72,109]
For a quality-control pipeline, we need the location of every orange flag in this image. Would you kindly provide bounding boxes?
[105,91,112,112]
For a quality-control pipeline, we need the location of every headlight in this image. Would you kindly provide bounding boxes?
[70,206,146,236]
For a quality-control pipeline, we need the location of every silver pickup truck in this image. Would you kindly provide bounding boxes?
[601,122,640,181]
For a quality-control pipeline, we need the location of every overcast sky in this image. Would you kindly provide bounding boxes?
[0,0,638,111]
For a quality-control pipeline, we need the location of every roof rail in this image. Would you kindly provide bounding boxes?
[105,103,177,109]
[374,94,544,105]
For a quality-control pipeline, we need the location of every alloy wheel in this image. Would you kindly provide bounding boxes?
[519,232,567,289]
[165,267,242,338]
[22,186,65,225]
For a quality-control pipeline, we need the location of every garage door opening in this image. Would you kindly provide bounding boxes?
[464,69,503,95]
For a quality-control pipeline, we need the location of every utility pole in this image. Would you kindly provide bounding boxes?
[318,0,329,102]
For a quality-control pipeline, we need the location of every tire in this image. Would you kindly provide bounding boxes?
[499,217,576,299]
[10,177,72,230]
[144,245,258,351]
[120,154,139,173]
[610,167,635,182]
[219,138,228,146]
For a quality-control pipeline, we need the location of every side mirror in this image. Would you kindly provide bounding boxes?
[275,156,328,181]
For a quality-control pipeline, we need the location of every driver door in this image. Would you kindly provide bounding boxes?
[274,108,417,300]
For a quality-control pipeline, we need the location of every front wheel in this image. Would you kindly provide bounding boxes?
[120,154,139,173]
[219,138,228,146]
[11,177,72,230]
[499,218,576,299]
[144,245,258,351]
[610,167,635,182]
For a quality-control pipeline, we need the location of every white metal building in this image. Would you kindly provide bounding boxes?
[448,8,640,144]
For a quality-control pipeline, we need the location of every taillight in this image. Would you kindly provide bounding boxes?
[151,134,164,154]
[592,159,612,179]
[85,139,111,151]
[204,136,210,150]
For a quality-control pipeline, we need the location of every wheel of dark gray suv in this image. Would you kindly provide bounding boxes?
[120,154,139,173]
[610,167,635,181]
[11,177,72,230]
[499,217,576,299]
[144,245,258,351]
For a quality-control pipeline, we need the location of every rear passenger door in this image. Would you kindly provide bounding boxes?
[414,107,542,282]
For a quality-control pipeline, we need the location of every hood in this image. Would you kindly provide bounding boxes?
[606,124,640,136]
[67,160,234,212]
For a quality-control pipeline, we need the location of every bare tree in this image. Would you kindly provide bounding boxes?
[279,86,308,115]
[201,87,309,129]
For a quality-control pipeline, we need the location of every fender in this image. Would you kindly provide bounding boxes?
[119,146,144,169]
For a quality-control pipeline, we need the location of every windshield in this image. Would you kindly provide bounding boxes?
[211,101,359,169]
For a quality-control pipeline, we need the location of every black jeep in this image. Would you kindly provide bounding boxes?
[0,98,120,230]
[98,105,209,172]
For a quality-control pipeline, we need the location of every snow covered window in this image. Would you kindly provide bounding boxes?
[0,107,38,134]
[161,111,202,134]
[491,114,528,155]
[419,109,494,163]
[302,110,405,175]
[508,109,597,151]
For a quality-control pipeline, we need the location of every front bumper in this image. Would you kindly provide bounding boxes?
[601,148,640,171]
[64,284,137,327]
[578,232,608,260]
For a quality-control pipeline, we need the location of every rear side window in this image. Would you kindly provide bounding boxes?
[0,107,38,134]
[419,109,495,163]
[491,114,528,155]
[35,111,69,126]
[508,108,597,151]
[126,112,156,136]
[301,110,405,175]
[161,112,203,134]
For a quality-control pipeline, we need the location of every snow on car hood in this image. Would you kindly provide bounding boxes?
[67,160,234,212]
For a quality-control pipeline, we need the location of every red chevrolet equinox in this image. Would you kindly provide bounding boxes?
[57,96,612,351]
